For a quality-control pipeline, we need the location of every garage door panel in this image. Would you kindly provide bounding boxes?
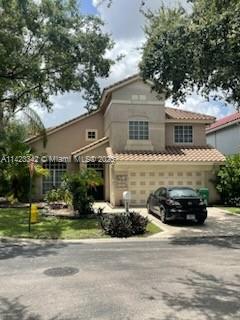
[127,167,205,205]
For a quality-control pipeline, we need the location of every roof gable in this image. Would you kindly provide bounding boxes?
[26,109,101,144]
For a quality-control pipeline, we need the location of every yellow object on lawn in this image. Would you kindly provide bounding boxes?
[31,204,39,224]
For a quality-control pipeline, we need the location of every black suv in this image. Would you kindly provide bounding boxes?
[147,187,207,224]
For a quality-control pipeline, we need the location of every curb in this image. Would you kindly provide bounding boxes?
[1,234,239,246]
[0,235,167,245]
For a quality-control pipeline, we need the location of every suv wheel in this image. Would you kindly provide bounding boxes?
[196,218,206,225]
[160,207,167,224]
[147,203,153,215]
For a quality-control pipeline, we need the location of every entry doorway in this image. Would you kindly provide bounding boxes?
[87,162,104,201]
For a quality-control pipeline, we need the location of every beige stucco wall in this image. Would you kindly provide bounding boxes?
[110,163,220,206]
[165,123,207,146]
[112,79,162,102]
[104,80,166,152]
[30,111,104,157]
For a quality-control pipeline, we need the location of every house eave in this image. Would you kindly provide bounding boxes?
[166,119,214,124]
[206,119,240,134]
[25,109,102,144]
[71,137,109,157]
[113,160,225,166]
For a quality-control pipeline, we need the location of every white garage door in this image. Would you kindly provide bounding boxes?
[128,167,205,205]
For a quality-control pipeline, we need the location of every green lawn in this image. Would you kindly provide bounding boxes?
[0,208,161,239]
[221,207,240,215]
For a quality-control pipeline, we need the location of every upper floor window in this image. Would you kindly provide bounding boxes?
[129,121,149,140]
[86,129,97,141]
[174,125,193,143]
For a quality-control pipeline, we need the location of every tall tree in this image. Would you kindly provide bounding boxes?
[140,1,240,109]
[0,0,113,134]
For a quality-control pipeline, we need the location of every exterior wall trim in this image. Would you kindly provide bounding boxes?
[104,99,164,117]
[166,119,212,124]
[85,129,98,141]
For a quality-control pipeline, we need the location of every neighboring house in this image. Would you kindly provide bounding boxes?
[206,112,240,155]
[27,74,225,205]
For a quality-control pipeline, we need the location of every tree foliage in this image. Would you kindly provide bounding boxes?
[0,0,113,120]
[0,121,48,201]
[216,154,240,205]
[140,0,240,108]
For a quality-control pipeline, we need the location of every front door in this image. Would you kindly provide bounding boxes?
[87,162,104,201]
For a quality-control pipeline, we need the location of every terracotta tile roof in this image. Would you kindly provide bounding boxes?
[165,107,215,121]
[72,137,109,156]
[206,112,240,132]
[107,146,225,163]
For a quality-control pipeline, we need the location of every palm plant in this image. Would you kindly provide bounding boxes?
[3,104,47,147]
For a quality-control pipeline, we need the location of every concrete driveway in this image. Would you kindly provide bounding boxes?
[94,203,240,239]
[144,207,240,239]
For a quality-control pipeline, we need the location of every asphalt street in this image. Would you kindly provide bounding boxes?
[0,237,239,320]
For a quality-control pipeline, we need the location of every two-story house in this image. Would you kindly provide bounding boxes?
[27,74,225,205]
[206,112,240,155]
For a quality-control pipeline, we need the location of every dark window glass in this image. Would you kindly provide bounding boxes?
[169,188,198,198]
[129,121,149,140]
[174,125,193,143]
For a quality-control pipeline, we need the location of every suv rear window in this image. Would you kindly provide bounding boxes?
[169,188,198,198]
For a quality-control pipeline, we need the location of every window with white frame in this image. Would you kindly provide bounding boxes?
[129,121,149,140]
[86,129,97,140]
[42,162,67,194]
[174,125,193,143]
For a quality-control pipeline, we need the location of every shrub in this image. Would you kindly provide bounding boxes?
[99,211,149,238]
[44,188,72,207]
[129,211,149,235]
[229,197,240,207]
[63,169,103,215]
[216,154,240,206]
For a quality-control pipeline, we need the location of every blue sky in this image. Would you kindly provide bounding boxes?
[39,0,235,128]
[79,0,97,15]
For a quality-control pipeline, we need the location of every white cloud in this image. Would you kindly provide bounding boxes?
[41,0,234,127]
[94,0,190,88]
[37,92,86,127]
[94,0,191,40]
[166,93,235,119]
[93,0,234,119]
